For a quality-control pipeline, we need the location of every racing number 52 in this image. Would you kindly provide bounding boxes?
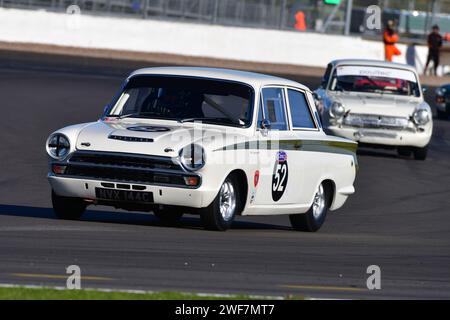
[273,162,287,192]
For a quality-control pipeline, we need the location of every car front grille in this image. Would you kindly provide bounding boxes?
[57,151,199,188]
[66,165,187,186]
[69,151,180,171]
[343,114,410,130]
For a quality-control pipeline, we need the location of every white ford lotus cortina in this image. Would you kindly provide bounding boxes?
[46,67,357,232]
[314,60,433,160]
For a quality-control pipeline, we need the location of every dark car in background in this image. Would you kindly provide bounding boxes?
[435,84,450,119]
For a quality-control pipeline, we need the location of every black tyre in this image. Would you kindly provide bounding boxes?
[289,182,331,232]
[413,146,428,160]
[153,207,184,225]
[397,146,412,157]
[200,176,241,231]
[52,191,86,220]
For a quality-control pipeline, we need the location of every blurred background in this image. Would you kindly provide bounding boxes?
[2,1,450,77]
[1,0,449,39]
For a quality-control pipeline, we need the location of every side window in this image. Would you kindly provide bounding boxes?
[287,89,316,129]
[261,88,288,130]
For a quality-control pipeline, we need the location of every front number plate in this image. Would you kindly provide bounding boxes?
[95,188,154,203]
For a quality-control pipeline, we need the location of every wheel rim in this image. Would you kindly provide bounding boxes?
[219,180,236,221]
[312,184,326,220]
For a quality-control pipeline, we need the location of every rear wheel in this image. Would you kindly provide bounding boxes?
[289,182,330,232]
[153,207,184,225]
[200,176,240,231]
[413,145,428,160]
[52,191,86,220]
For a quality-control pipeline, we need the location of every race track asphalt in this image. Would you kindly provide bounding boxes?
[0,65,449,299]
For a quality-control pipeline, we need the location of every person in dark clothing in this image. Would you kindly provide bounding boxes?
[425,25,443,76]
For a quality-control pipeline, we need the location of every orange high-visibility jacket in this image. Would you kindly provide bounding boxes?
[383,30,401,61]
[294,11,306,31]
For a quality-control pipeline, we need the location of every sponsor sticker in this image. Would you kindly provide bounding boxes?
[250,192,256,204]
[254,170,260,187]
[272,151,288,202]
[336,65,417,83]
[277,151,288,162]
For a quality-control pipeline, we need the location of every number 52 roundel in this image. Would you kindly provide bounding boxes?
[272,151,288,202]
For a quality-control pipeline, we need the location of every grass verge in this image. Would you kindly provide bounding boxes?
[0,286,262,300]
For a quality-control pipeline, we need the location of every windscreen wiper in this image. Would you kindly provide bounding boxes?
[178,117,243,125]
[117,112,140,119]
[104,113,139,119]
[108,112,168,120]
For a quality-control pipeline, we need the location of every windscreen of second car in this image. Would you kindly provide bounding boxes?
[329,65,420,97]
[108,75,254,127]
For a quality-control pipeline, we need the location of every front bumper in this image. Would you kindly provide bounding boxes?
[48,150,219,209]
[326,126,431,148]
[48,174,215,208]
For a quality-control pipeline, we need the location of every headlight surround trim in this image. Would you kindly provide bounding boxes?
[413,109,430,126]
[46,133,71,160]
[179,144,206,171]
[330,101,346,119]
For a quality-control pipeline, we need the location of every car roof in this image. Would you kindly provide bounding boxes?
[129,67,310,91]
[330,59,418,73]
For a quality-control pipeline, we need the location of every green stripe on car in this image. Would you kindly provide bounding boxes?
[215,139,358,169]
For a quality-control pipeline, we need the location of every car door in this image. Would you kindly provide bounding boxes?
[285,88,323,206]
[253,86,296,206]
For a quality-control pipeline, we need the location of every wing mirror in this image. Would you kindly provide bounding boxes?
[422,86,428,94]
[260,119,271,130]
[313,92,324,111]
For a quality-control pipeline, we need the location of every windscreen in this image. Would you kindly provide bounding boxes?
[329,65,420,97]
[108,75,254,127]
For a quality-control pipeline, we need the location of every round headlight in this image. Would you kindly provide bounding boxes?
[413,109,430,126]
[47,134,71,160]
[330,102,346,119]
[180,144,205,171]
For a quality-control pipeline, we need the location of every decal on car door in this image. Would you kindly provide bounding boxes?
[272,151,288,202]
[254,170,260,187]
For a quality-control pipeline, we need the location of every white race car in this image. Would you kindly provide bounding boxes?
[314,60,433,160]
[46,67,357,232]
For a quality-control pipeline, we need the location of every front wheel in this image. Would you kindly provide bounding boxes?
[397,146,412,157]
[153,207,184,225]
[289,182,330,232]
[413,145,428,160]
[200,176,240,231]
[52,191,86,220]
